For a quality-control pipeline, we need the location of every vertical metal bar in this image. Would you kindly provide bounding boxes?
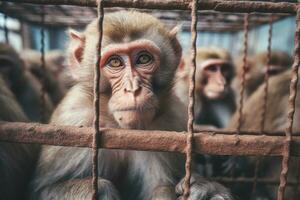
[277,8,300,200]
[40,5,46,123]
[4,14,9,43]
[252,15,273,197]
[92,0,104,199]
[260,14,273,133]
[237,13,249,133]
[183,0,198,199]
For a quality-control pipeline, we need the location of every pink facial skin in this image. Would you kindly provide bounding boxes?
[202,63,229,100]
[101,40,161,129]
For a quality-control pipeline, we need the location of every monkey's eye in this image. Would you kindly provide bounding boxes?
[206,65,218,72]
[107,56,123,68]
[136,52,153,65]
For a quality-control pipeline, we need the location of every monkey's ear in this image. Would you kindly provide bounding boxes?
[168,25,182,63]
[169,24,182,38]
[67,29,85,73]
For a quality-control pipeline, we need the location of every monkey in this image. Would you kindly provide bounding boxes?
[174,47,236,129]
[0,74,40,200]
[226,69,300,200]
[0,43,54,122]
[21,50,73,105]
[29,11,233,200]
[231,51,292,104]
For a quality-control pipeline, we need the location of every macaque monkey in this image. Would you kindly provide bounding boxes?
[227,70,300,199]
[232,51,292,103]
[0,43,53,122]
[21,50,73,105]
[175,47,236,128]
[30,11,233,200]
[0,75,39,200]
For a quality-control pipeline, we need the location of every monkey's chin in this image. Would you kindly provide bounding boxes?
[112,109,155,129]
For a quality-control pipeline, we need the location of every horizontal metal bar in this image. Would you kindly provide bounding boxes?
[2,0,298,13]
[1,121,300,156]
[211,177,300,186]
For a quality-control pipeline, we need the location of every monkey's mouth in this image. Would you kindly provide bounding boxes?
[113,106,155,113]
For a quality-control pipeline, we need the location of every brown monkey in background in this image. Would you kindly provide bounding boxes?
[175,47,236,128]
[232,51,292,103]
[21,50,73,105]
[227,70,300,200]
[0,43,53,122]
[30,11,233,200]
[0,75,39,200]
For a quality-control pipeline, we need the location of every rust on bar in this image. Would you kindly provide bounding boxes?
[237,13,249,133]
[1,122,300,156]
[183,0,198,198]
[212,177,300,186]
[2,0,298,13]
[277,7,300,200]
[39,5,46,123]
[260,14,273,133]
[91,0,104,199]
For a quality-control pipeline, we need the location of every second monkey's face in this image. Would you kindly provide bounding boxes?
[101,40,161,129]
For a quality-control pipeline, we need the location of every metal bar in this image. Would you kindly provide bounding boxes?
[2,122,300,156]
[3,14,9,43]
[212,177,300,186]
[260,15,273,133]
[277,7,300,200]
[91,0,104,199]
[237,13,249,132]
[183,0,198,198]
[2,0,298,13]
[39,5,46,123]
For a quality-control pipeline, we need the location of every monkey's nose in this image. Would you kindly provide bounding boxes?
[124,82,141,96]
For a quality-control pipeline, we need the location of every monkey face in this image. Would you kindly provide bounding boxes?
[199,60,232,100]
[101,40,161,129]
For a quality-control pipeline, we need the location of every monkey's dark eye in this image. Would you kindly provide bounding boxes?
[136,52,153,65]
[107,56,123,68]
[206,65,218,72]
[267,68,280,76]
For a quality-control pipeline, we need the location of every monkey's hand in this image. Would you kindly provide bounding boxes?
[175,174,234,200]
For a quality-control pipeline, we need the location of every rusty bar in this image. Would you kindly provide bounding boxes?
[277,7,300,200]
[3,0,298,13]
[4,14,9,43]
[39,5,46,123]
[212,177,300,186]
[183,0,198,198]
[237,13,249,132]
[260,15,273,133]
[2,122,300,156]
[251,157,261,197]
[91,0,104,199]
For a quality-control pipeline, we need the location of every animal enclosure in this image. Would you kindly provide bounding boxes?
[0,0,299,200]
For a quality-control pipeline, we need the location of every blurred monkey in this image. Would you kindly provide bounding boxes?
[175,47,236,128]
[0,43,53,122]
[232,51,292,103]
[227,69,300,200]
[0,75,39,200]
[21,50,73,105]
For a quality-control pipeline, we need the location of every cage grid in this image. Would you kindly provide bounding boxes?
[0,0,299,200]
